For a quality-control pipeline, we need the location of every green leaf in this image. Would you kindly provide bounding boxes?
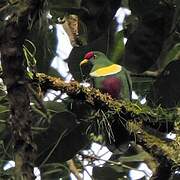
[132,76,155,99]
[0,105,9,125]
[45,101,67,113]
[27,21,57,73]
[0,105,9,114]
[48,67,64,78]
[162,43,180,68]
[35,111,89,165]
[110,31,125,64]
[147,60,180,108]
[93,165,128,180]
[41,163,69,179]
[0,164,14,179]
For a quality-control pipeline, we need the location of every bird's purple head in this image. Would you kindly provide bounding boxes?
[80,51,95,66]
[84,51,94,60]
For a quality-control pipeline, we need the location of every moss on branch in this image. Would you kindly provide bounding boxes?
[37,73,178,123]
[36,73,180,177]
[128,121,180,164]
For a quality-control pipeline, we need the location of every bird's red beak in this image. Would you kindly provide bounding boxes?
[80,59,88,66]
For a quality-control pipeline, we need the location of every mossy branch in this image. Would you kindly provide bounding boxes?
[36,73,180,178]
[37,73,178,123]
[127,121,180,179]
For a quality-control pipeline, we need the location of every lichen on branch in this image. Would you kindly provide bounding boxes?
[37,73,178,123]
[36,73,180,177]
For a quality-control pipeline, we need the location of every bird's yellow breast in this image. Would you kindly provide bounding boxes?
[90,64,122,77]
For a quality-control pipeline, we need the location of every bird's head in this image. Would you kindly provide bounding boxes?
[80,51,107,66]
[80,51,96,66]
[79,51,95,78]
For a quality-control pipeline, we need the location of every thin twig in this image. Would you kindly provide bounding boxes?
[0,4,10,13]
[79,153,151,177]
[39,129,68,167]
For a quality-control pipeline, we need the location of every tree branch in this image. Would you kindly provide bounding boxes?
[36,73,180,178]
[67,159,82,180]
[37,73,177,122]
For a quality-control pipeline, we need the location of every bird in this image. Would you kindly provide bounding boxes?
[80,51,132,100]
[80,51,132,150]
